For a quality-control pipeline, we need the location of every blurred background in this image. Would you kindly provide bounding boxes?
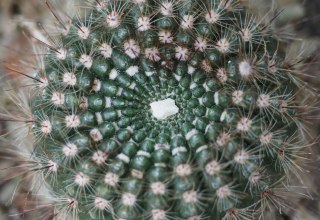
[0,0,319,219]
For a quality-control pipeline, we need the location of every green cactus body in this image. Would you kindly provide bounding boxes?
[24,0,311,219]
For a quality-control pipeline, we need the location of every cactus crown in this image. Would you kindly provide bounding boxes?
[6,0,315,219]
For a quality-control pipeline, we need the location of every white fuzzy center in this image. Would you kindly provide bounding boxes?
[150,98,179,120]
[175,163,192,177]
[216,68,227,83]
[241,28,253,42]
[232,90,244,105]
[158,30,173,44]
[182,190,197,203]
[151,182,166,195]
[145,47,161,61]
[239,61,252,78]
[63,143,78,157]
[65,115,80,128]
[152,209,166,220]
[175,46,189,61]
[74,172,90,187]
[234,150,249,164]
[205,160,221,175]
[79,54,93,69]
[90,128,103,142]
[122,193,136,206]
[106,11,120,28]
[48,160,58,173]
[216,185,231,199]
[51,92,65,105]
[94,197,111,210]
[216,132,231,146]
[56,48,67,60]
[92,150,107,165]
[216,38,230,53]
[194,37,207,52]
[104,172,119,186]
[205,9,220,24]
[260,131,273,145]
[160,2,173,16]
[99,43,113,58]
[78,26,90,39]
[63,72,77,86]
[257,94,271,108]
[40,120,52,134]
[249,172,262,184]
[181,15,194,29]
[237,117,252,132]
[137,16,151,31]
[124,39,141,58]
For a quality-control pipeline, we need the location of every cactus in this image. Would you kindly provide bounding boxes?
[1,0,318,219]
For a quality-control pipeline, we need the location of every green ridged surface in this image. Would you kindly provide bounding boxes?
[30,0,303,219]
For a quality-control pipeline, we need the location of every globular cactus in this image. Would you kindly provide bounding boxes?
[1,0,318,219]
